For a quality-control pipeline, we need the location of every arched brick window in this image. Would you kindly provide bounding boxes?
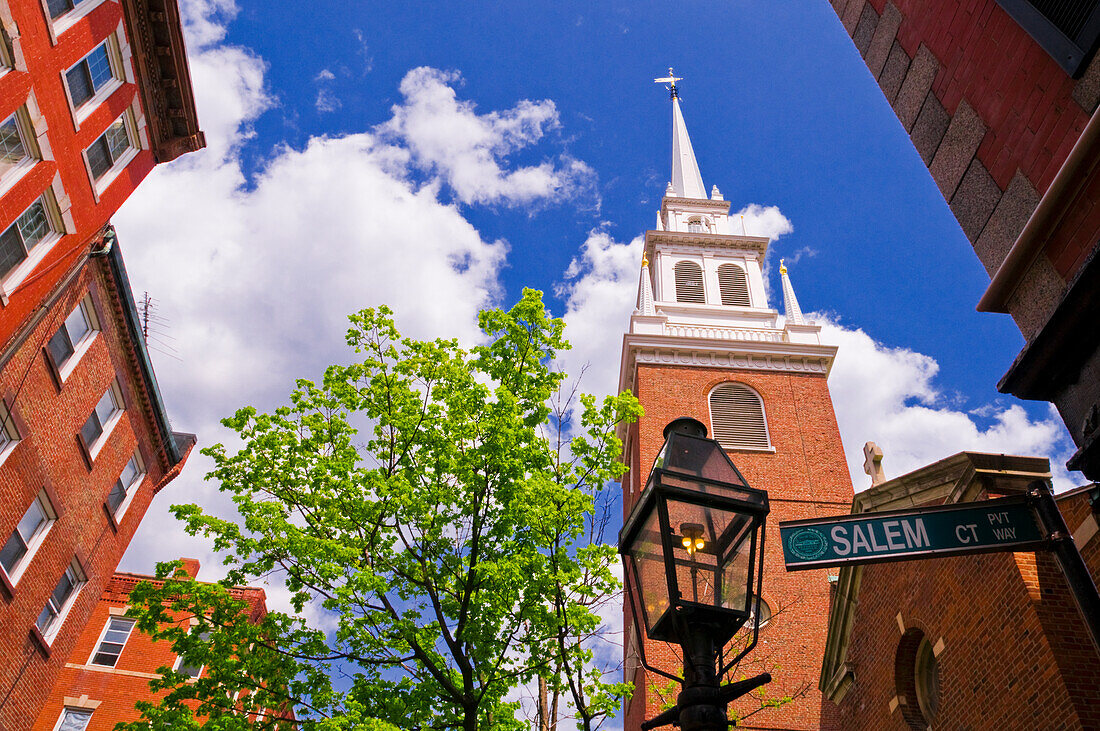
[895,628,940,729]
[708,383,770,450]
[674,261,705,303]
[717,263,750,306]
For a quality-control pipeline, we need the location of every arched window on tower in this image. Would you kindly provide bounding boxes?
[687,217,707,233]
[674,261,705,303]
[709,383,771,450]
[717,263,751,306]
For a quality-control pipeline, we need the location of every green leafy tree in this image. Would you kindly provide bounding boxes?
[119,290,641,731]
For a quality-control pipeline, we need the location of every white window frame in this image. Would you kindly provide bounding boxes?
[106,450,144,520]
[60,35,124,129]
[0,489,57,585]
[88,615,135,667]
[42,0,111,42]
[0,399,20,467]
[48,295,100,381]
[81,378,123,460]
[0,191,64,301]
[37,558,85,642]
[174,626,209,680]
[82,106,139,200]
[0,107,41,197]
[52,706,93,731]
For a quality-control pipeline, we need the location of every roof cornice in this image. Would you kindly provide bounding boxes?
[119,0,205,163]
[644,229,770,259]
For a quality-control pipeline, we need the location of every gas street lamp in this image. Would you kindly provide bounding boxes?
[620,417,772,731]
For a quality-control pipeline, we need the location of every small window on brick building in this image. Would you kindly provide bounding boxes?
[107,451,144,518]
[717,263,751,306]
[0,489,56,584]
[90,616,135,666]
[47,295,99,379]
[37,558,85,641]
[895,628,941,729]
[0,108,38,191]
[64,41,120,112]
[175,628,211,678]
[1,194,62,288]
[674,260,705,303]
[85,114,137,188]
[708,383,771,450]
[80,379,123,460]
[995,0,1100,75]
[0,398,20,464]
[54,707,93,731]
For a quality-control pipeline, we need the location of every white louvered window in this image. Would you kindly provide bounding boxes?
[674,261,705,303]
[709,383,770,450]
[718,263,751,306]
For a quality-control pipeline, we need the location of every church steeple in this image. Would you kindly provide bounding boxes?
[670,96,707,199]
[780,259,806,325]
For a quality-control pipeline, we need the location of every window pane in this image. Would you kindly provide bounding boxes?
[104,120,130,162]
[36,603,56,632]
[80,412,103,446]
[46,0,74,20]
[48,327,75,366]
[57,708,93,731]
[86,138,112,180]
[0,115,28,179]
[66,64,94,108]
[51,569,75,608]
[0,223,26,278]
[16,499,46,541]
[94,387,118,424]
[119,457,139,487]
[106,481,126,512]
[92,617,134,666]
[16,201,50,251]
[63,303,91,345]
[0,530,26,573]
[86,45,113,91]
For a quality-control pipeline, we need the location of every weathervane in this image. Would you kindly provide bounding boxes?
[654,67,682,99]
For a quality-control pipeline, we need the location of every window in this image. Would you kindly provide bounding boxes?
[673,260,705,303]
[0,197,57,282]
[687,217,707,233]
[54,708,93,731]
[106,452,143,517]
[0,111,34,187]
[80,380,122,458]
[175,629,211,678]
[65,42,118,111]
[36,559,85,640]
[717,263,751,306]
[47,297,98,377]
[995,0,1100,75]
[86,116,134,181]
[0,491,55,583]
[709,383,771,450]
[90,616,135,666]
[46,0,76,19]
[0,399,19,463]
[895,628,940,729]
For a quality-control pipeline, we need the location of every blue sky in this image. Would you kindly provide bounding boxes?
[109,0,1076,716]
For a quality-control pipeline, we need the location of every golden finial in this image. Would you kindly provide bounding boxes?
[642,252,649,268]
[779,258,787,275]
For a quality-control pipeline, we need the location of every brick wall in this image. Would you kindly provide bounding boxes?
[623,364,854,730]
[828,0,1100,338]
[0,254,189,729]
[34,568,269,731]
[825,488,1100,729]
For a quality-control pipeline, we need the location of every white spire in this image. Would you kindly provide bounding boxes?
[670,96,707,199]
[780,259,805,325]
[636,253,656,316]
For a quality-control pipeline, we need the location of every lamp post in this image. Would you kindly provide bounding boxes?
[619,417,772,730]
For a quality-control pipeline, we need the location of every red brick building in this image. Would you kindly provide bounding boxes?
[618,89,853,729]
[819,451,1100,729]
[0,0,202,726]
[827,0,1100,481]
[33,560,270,731]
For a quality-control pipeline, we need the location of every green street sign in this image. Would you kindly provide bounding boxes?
[779,495,1047,571]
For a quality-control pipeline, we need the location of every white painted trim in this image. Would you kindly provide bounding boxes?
[2,491,57,585]
[42,560,86,643]
[0,190,66,304]
[82,107,140,203]
[87,614,136,666]
[46,0,112,44]
[60,34,125,132]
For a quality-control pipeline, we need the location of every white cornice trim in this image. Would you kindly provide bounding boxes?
[617,332,837,393]
[661,196,732,212]
[644,229,770,258]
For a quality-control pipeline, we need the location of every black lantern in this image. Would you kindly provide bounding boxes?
[620,417,771,731]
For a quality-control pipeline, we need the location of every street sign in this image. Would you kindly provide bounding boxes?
[779,494,1046,571]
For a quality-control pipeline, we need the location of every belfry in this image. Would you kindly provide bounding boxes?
[618,76,854,729]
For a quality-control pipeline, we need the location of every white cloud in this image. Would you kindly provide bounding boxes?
[314,68,336,82]
[378,67,598,208]
[732,203,792,241]
[315,88,341,113]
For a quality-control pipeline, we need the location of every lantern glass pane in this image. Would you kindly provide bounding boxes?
[629,508,670,632]
[665,495,754,614]
[652,432,752,492]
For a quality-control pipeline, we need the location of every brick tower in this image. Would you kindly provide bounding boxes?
[619,79,853,730]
